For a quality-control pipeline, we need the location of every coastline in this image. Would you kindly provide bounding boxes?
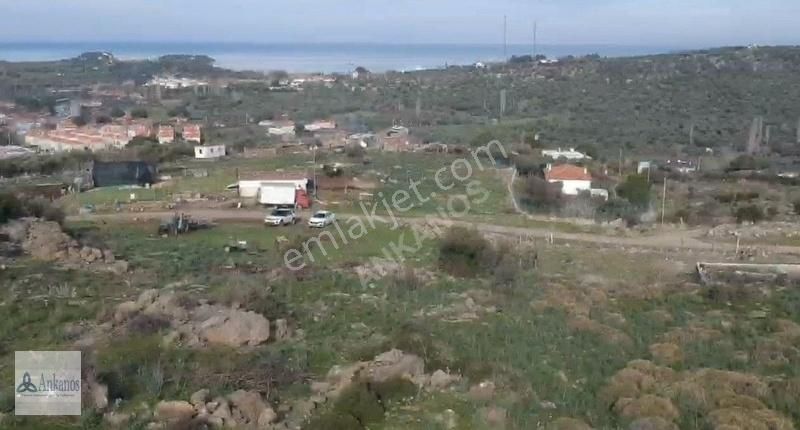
[0,42,682,73]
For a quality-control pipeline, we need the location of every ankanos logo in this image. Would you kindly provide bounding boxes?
[16,372,38,393]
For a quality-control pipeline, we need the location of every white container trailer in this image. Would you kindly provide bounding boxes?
[258,184,297,206]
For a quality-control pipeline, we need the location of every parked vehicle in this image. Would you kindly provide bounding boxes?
[264,208,297,226]
[308,211,335,228]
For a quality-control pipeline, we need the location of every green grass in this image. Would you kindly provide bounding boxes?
[3,218,799,429]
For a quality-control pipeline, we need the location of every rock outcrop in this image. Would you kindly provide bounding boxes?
[113,289,272,348]
[1,218,127,273]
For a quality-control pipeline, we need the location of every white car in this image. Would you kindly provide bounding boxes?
[308,211,335,228]
[264,208,297,226]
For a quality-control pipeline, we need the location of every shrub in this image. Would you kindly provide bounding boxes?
[345,144,365,158]
[596,198,636,224]
[617,174,651,208]
[0,192,24,223]
[130,107,149,119]
[127,313,171,335]
[0,193,65,225]
[519,176,561,211]
[735,205,764,224]
[25,197,65,225]
[388,265,423,294]
[438,226,490,277]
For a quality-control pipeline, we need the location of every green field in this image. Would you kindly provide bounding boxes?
[2,219,798,429]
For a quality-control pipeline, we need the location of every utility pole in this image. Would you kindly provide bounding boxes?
[503,15,508,61]
[533,21,538,59]
[618,148,623,176]
[661,178,668,226]
[312,145,317,197]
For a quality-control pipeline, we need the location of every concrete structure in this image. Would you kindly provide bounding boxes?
[194,144,226,159]
[542,148,591,161]
[545,164,592,196]
[158,125,175,144]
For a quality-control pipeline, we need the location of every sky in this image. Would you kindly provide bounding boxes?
[1,0,799,47]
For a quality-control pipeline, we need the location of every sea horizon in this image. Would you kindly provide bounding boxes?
[0,41,689,73]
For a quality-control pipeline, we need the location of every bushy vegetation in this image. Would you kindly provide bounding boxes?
[616,174,652,209]
[735,204,765,224]
[437,226,527,288]
[0,192,65,224]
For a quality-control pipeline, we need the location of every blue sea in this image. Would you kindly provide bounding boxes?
[0,42,681,73]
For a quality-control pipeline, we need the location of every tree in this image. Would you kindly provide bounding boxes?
[131,108,149,119]
[168,105,190,118]
[95,115,112,125]
[110,107,126,118]
[735,205,764,224]
[616,174,651,208]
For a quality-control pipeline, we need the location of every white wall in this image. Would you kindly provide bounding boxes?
[194,145,225,159]
[238,179,308,198]
[549,179,592,196]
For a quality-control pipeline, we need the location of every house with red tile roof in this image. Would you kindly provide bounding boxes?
[158,125,175,144]
[182,124,202,143]
[544,164,592,196]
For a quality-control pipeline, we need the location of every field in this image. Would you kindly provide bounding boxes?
[1,217,798,429]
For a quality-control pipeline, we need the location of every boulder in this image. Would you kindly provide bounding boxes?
[103,412,131,428]
[257,407,278,426]
[468,381,496,402]
[366,349,424,382]
[137,289,161,307]
[210,397,231,421]
[191,389,211,406]
[91,381,109,410]
[114,301,141,323]
[201,310,270,347]
[155,400,195,422]
[227,390,267,423]
[429,369,460,390]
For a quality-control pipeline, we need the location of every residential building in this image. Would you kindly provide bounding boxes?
[158,125,175,144]
[194,144,226,159]
[637,161,652,175]
[0,145,35,160]
[305,120,337,132]
[182,124,202,143]
[541,148,591,161]
[268,123,296,136]
[544,164,593,196]
[379,126,421,152]
[25,128,129,153]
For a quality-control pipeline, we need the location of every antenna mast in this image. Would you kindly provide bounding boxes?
[503,15,508,61]
[533,21,538,58]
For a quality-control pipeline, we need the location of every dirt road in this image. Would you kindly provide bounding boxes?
[68,209,800,256]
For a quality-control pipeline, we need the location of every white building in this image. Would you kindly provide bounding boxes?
[194,144,226,159]
[545,164,593,196]
[235,172,309,199]
[542,148,591,161]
